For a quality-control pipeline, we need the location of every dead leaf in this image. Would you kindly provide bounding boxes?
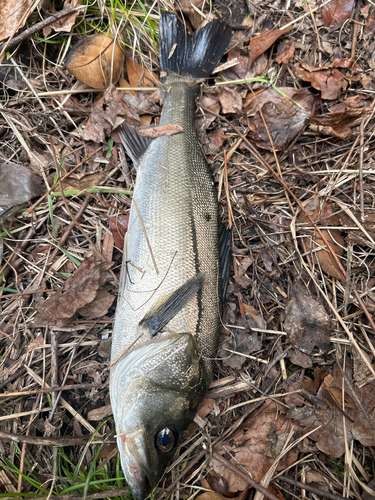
[211,400,298,491]
[178,0,205,30]
[275,41,295,65]
[289,348,313,368]
[87,404,113,421]
[118,77,136,96]
[247,25,292,69]
[308,106,371,141]
[77,288,114,318]
[108,214,129,250]
[219,88,242,115]
[211,130,226,148]
[295,65,347,100]
[196,92,220,129]
[284,293,332,354]
[138,124,183,138]
[126,59,159,88]
[33,259,112,326]
[299,198,344,280]
[62,171,107,191]
[218,331,262,370]
[43,0,82,36]
[82,84,141,143]
[322,0,355,31]
[0,0,35,41]
[102,232,114,263]
[65,33,125,89]
[246,88,314,151]
[121,91,161,116]
[197,478,249,500]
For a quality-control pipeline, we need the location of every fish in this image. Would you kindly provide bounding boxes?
[109,13,232,500]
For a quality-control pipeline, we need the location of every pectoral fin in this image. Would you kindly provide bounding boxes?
[219,224,232,309]
[139,273,204,336]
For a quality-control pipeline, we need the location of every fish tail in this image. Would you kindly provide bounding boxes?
[159,13,232,81]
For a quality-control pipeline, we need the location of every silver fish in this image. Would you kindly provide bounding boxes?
[110,13,231,500]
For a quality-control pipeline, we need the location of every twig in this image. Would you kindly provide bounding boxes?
[359,116,365,222]
[0,382,108,398]
[275,475,347,500]
[25,488,130,500]
[0,429,115,447]
[0,8,84,53]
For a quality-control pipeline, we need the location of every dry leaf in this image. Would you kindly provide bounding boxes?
[77,288,114,318]
[275,41,295,65]
[178,0,205,30]
[87,404,113,421]
[247,25,292,68]
[108,214,129,250]
[295,65,347,100]
[138,124,183,138]
[247,88,314,151]
[219,87,242,115]
[322,0,355,31]
[197,478,248,500]
[82,84,141,143]
[196,398,215,419]
[308,106,371,141]
[65,33,125,89]
[218,331,262,370]
[299,198,344,280]
[126,59,159,88]
[196,92,220,129]
[0,0,35,41]
[43,0,82,36]
[62,172,107,191]
[118,77,137,96]
[34,259,112,326]
[284,293,332,354]
[211,400,298,492]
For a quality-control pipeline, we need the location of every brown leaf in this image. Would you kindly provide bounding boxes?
[197,478,248,500]
[248,25,292,68]
[289,348,313,368]
[178,0,205,30]
[77,288,114,318]
[121,91,160,116]
[308,106,371,141]
[196,92,220,129]
[65,34,125,89]
[284,293,332,354]
[43,0,82,36]
[322,0,355,31]
[211,130,226,148]
[138,124,183,138]
[218,331,262,370]
[275,41,295,65]
[196,398,215,419]
[295,65,347,100]
[62,172,107,191]
[246,88,314,151]
[126,59,159,88]
[82,84,141,143]
[87,404,113,421]
[118,77,136,96]
[34,259,112,326]
[219,88,242,115]
[0,0,35,42]
[102,232,114,263]
[108,214,129,250]
[299,198,345,280]
[211,400,298,491]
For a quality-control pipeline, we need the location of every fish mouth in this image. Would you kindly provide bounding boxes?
[117,428,154,500]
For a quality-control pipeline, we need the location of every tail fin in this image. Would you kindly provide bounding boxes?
[159,12,232,81]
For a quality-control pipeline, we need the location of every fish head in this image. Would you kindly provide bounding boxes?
[110,332,206,500]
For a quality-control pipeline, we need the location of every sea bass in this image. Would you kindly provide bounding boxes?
[110,13,232,500]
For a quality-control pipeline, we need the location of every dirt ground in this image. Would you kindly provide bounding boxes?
[1,0,375,499]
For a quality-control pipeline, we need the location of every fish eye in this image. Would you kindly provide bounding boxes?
[156,426,178,452]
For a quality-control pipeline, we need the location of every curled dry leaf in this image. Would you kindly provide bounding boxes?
[299,197,344,280]
[308,106,371,141]
[61,171,107,191]
[295,64,347,100]
[108,214,129,250]
[211,400,298,492]
[82,84,141,143]
[275,40,295,65]
[225,48,267,81]
[247,25,292,69]
[322,0,355,31]
[43,0,82,36]
[34,259,113,327]
[197,478,248,500]
[0,0,35,41]
[65,33,125,89]
[284,293,332,354]
[246,88,314,151]
[138,124,183,138]
[178,0,205,30]
[218,331,262,370]
[195,92,220,129]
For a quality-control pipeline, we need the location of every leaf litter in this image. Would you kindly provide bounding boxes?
[2,1,375,499]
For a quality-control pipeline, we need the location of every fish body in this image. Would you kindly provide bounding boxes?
[110,13,231,500]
